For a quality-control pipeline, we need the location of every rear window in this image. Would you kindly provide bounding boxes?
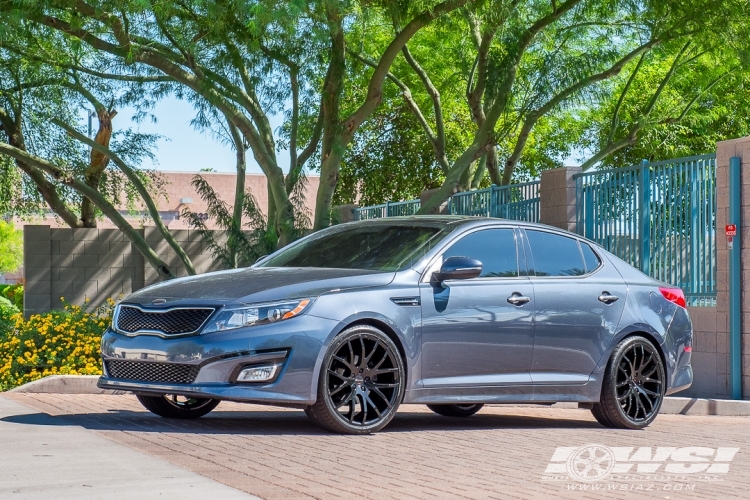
[260,224,447,271]
[525,230,585,277]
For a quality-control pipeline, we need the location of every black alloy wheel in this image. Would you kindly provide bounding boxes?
[136,394,220,419]
[305,325,405,434]
[591,336,665,429]
[427,403,484,417]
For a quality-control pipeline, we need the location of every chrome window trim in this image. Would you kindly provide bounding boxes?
[113,304,217,338]
[520,227,603,279]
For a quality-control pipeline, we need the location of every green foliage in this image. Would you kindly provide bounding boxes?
[181,174,311,269]
[0,296,18,335]
[0,284,23,311]
[0,220,22,274]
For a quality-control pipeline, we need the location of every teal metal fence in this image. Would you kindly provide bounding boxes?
[575,154,716,305]
[449,181,540,221]
[354,181,540,223]
[353,199,421,220]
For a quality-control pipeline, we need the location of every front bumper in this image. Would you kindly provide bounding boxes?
[98,314,339,406]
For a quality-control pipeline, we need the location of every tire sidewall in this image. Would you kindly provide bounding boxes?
[318,325,406,433]
[606,336,665,429]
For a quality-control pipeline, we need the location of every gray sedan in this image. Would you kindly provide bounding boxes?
[99,217,693,434]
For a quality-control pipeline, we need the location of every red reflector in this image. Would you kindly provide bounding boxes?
[684,346,692,352]
[659,287,687,308]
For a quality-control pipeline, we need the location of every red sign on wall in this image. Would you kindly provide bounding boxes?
[726,224,737,236]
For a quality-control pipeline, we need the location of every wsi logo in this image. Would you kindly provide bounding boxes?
[544,444,739,482]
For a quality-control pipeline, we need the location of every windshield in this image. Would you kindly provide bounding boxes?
[259,223,448,271]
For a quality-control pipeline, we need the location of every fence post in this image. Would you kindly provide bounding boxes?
[729,156,742,399]
[689,161,700,298]
[539,166,581,231]
[489,185,497,218]
[639,159,651,273]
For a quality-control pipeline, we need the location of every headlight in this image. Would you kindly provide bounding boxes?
[201,298,312,334]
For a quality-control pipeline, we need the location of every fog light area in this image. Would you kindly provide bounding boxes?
[237,364,279,382]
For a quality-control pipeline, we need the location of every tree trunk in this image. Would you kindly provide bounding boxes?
[81,108,117,227]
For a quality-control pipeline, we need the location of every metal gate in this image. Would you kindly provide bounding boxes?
[575,154,716,305]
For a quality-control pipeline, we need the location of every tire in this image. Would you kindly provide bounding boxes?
[427,404,484,418]
[305,325,405,434]
[136,394,220,419]
[591,335,665,429]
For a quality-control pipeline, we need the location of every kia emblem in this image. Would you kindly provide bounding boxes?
[151,299,167,305]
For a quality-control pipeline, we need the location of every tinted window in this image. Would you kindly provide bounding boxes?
[581,243,601,273]
[526,230,585,277]
[443,229,518,278]
[261,224,445,271]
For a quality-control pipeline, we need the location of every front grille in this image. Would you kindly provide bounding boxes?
[116,305,215,335]
[105,360,200,384]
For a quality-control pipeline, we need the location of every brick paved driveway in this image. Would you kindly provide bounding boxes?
[3,393,748,499]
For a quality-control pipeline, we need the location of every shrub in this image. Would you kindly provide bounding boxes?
[0,300,114,391]
[0,297,19,335]
[0,284,23,311]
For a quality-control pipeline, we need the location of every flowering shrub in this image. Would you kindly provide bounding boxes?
[0,299,114,391]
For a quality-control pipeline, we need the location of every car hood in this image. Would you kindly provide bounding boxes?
[125,267,395,306]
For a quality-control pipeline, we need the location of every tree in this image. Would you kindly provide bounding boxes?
[0,26,196,279]
[0,220,22,273]
[1,0,472,240]
[578,44,750,168]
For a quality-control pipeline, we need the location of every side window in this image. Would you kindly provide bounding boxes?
[442,228,518,278]
[580,242,602,273]
[525,230,585,277]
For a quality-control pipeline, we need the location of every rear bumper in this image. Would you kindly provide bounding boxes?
[666,365,693,395]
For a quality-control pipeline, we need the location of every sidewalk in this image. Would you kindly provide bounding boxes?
[0,396,256,500]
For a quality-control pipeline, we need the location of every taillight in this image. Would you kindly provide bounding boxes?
[659,287,686,308]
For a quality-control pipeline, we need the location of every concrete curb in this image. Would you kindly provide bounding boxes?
[7,375,126,395]
[6,377,750,417]
[547,398,750,416]
[660,396,750,416]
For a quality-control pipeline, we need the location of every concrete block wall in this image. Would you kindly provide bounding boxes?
[539,166,580,232]
[716,136,750,397]
[682,306,729,399]
[23,226,222,317]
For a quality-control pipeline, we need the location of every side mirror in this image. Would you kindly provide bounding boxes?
[433,256,482,282]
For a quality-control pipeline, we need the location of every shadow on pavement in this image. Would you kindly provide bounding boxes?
[1,406,602,435]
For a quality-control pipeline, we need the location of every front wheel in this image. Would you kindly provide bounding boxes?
[305,325,405,434]
[136,394,220,419]
[427,404,484,417]
[591,336,665,429]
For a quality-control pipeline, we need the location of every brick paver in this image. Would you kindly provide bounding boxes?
[4,393,749,499]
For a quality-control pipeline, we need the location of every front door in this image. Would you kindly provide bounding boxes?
[521,229,628,386]
[420,227,535,388]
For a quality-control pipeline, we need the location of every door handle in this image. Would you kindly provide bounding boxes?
[507,293,531,306]
[598,292,619,304]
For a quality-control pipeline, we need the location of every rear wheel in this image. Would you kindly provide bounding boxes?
[136,394,219,419]
[305,325,405,434]
[427,404,484,418]
[591,336,665,429]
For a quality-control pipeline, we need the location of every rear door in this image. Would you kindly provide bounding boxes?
[419,227,535,388]
[522,229,627,385]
